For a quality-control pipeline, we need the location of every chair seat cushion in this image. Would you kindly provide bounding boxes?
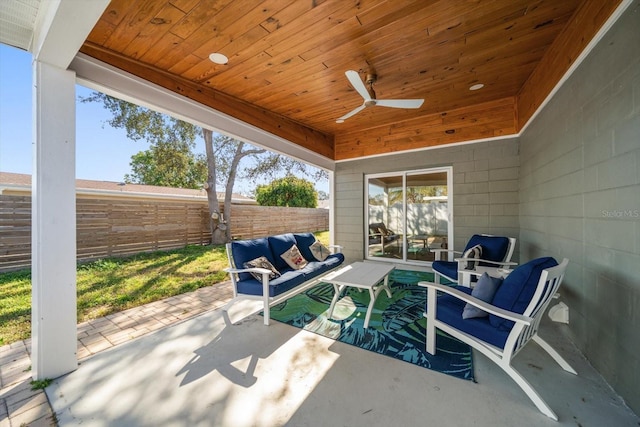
[490,257,558,330]
[235,253,345,297]
[436,287,510,349]
[432,260,458,281]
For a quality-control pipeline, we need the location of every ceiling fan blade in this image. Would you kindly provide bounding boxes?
[375,99,424,109]
[345,70,371,101]
[336,103,366,123]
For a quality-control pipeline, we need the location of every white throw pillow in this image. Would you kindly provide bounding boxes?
[281,244,308,270]
[462,244,482,269]
[309,240,331,261]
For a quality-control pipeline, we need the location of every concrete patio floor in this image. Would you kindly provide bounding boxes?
[2,280,639,426]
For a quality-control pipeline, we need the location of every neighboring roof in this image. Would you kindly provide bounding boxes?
[0,171,256,204]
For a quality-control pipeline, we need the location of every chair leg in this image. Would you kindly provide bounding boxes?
[434,271,441,284]
[263,294,270,326]
[532,335,578,374]
[425,287,437,355]
[501,361,558,421]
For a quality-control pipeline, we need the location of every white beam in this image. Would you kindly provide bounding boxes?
[70,53,336,172]
[31,60,77,379]
[31,0,109,68]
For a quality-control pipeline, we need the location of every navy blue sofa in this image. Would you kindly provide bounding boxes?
[224,232,344,325]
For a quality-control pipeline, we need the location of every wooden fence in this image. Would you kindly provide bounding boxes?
[0,195,329,272]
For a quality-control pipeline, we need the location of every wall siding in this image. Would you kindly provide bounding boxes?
[518,0,640,414]
[335,138,520,264]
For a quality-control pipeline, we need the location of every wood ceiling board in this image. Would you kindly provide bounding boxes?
[334,98,516,160]
[81,0,619,160]
[121,3,186,59]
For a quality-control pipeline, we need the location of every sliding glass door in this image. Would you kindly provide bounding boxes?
[365,167,452,264]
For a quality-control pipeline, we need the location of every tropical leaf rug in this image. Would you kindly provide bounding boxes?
[268,269,474,381]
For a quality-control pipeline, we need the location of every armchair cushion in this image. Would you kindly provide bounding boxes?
[462,273,502,319]
[436,287,511,349]
[490,257,558,330]
[465,234,510,264]
[431,260,458,282]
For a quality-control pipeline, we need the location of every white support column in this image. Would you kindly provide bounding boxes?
[31,60,77,380]
[328,170,336,246]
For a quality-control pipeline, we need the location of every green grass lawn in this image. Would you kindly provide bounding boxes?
[0,231,330,346]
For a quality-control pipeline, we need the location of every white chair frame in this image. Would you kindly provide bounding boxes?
[419,258,576,420]
[223,242,343,325]
[431,235,517,286]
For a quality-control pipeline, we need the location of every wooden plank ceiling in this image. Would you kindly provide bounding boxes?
[81,0,622,161]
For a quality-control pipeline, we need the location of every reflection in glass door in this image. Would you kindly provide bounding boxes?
[366,168,451,264]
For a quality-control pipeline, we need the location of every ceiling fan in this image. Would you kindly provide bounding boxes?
[336,70,424,123]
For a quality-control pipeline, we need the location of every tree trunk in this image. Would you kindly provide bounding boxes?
[223,141,245,241]
[203,129,227,245]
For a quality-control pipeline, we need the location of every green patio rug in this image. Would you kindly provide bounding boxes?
[267,269,474,381]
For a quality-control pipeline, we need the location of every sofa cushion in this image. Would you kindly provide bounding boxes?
[294,233,317,261]
[490,257,558,331]
[299,253,345,278]
[280,244,308,270]
[231,238,274,282]
[236,269,308,297]
[268,233,298,271]
[436,287,510,349]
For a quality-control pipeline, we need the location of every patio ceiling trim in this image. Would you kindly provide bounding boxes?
[70,53,336,172]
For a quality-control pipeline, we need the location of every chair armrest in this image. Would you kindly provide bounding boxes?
[432,249,462,255]
[328,244,343,253]
[224,266,272,278]
[454,257,517,267]
[417,281,532,325]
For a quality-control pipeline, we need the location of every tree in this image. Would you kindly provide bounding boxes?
[82,92,327,243]
[255,175,318,208]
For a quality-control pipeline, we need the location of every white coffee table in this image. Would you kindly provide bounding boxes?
[324,262,395,328]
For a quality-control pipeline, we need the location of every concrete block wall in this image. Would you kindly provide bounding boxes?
[334,137,520,263]
[518,1,640,414]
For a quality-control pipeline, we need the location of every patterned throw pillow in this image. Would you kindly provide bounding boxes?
[309,240,331,261]
[243,256,280,282]
[462,244,483,269]
[280,244,308,270]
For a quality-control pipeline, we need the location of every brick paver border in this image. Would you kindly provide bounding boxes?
[0,281,233,427]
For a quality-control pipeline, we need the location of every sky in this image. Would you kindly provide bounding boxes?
[0,44,327,196]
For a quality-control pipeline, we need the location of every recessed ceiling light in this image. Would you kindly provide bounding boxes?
[209,52,228,65]
[469,83,484,91]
